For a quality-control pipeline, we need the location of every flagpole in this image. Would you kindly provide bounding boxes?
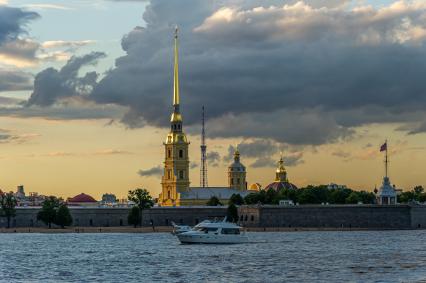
[385,139,388,178]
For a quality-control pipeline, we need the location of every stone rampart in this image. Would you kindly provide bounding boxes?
[2,205,426,229]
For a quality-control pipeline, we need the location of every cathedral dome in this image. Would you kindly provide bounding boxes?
[265,181,298,191]
[68,193,97,203]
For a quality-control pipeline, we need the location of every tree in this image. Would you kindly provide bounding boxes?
[227,203,238,223]
[345,191,360,204]
[37,196,60,228]
[128,188,154,227]
[55,204,73,228]
[206,196,222,206]
[229,194,244,205]
[414,186,424,195]
[0,192,17,228]
[128,206,141,228]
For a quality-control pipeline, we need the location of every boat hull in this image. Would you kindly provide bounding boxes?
[177,233,249,244]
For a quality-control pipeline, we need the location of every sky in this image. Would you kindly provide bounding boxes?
[0,0,426,200]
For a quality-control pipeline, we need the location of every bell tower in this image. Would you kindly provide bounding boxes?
[159,27,190,206]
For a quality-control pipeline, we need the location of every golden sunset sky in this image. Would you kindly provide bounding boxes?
[1,0,426,199]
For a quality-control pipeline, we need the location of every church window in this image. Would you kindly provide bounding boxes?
[179,149,183,158]
[178,124,181,130]
[168,149,171,158]
[168,190,171,199]
[167,170,171,179]
[179,170,184,179]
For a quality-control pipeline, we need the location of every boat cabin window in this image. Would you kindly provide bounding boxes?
[221,228,240,235]
[196,227,218,233]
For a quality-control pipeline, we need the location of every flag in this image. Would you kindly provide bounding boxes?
[380,142,387,152]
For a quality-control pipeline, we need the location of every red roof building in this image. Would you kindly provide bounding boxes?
[67,193,97,203]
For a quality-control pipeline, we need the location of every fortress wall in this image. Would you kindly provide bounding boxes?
[410,206,426,229]
[239,205,414,229]
[1,207,227,228]
[2,205,426,229]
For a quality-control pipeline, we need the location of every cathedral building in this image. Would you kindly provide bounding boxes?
[158,29,254,206]
[159,28,190,206]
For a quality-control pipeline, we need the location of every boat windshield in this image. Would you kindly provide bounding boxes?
[221,228,241,235]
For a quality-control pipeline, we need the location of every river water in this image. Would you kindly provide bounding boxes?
[1,230,426,282]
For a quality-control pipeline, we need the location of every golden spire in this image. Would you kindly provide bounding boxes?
[275,152,288,182]
[170,26,182,124]
[173,25,179,107]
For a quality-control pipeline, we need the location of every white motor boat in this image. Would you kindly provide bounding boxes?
[177,218,249,244]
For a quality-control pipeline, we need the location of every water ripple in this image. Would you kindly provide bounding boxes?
[1,231,426,282]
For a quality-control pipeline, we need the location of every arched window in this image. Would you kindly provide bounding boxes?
[179,149,183,158]
[167,170,171,179]
[168,149,171,158]
[168,190,171,199]
[179,170,184,179]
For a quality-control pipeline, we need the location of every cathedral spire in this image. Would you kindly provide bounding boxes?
[173,26,180,108]
[170,26,182,125]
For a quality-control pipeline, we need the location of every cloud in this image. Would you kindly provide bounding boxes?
[42,149,133,157]
[0,69,32,91]
[332,150,351,159]
[0,98,126,121]
[206,151,220,166]
[284,152,305,166]
[27,52,106,106]
[41,40,96,49]
[22,4,74,11]
[0,128,40,144]
[0,6,39,44]
[250,157,275,168]
[23,0,426,145]
[138,165,163,177]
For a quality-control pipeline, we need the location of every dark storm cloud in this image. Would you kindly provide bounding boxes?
[28,1,426,144]
[206,151,220,167]
[0,6,39,44]
[0,69,32,91]
[27,52,106,106]
[138,165,162,177]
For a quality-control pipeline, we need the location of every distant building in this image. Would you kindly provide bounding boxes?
[15,185,25,199]
[67,193,98,207]
[228,149,247,190]
[327,183,348,190]
[376,141,397,205]
[376,177,397,205]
